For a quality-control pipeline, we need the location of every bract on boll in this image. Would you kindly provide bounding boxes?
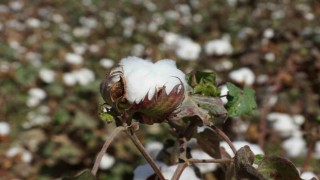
[100,57,187,124]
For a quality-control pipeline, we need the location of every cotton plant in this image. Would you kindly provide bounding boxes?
[67,56,306,180]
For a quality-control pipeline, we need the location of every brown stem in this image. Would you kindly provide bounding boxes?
[302,137,316,172]
[171,162,188,180]
[212,125,237,154]
[189,158,231,164]
[126,130,165,180]
[91,126,126,176]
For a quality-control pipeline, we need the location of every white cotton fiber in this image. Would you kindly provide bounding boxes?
[118,57,187,103]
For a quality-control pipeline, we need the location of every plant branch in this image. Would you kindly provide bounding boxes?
[212,125,237,154]
[92,126,126,176]
[126,129,165,180]
[189,158,231,164]
[171,162,188,180]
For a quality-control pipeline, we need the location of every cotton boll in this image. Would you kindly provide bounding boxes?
[229,67,255,86]
[100,58,114,69]
[63,72,77,86]
[99,154,115,170]
[204,39,233,56]
[65,53,83,65]
[301,171,318,180]
[27,88,46,107]
[131,44,145,57]
[191,150,218,173]
[175,39,201,61]
[145,141,163,160]
[220,141,264,157]
[6,147,33,163]
[263,28,274,39]
[314,141,320,159]
[39,68,55,83]
[0,122,10,136]
[161,164,200,180]
[282,132,306,157]
[74,68,95,86]
[133,161,167,180]
[267,113,300,137]
[119,57,187,103]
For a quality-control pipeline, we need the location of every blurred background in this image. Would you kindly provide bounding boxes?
[0,0,320,179]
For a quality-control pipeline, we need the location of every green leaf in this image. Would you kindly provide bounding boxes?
[257,156,301,180]
[170,95,227,125]
[225,82,257,117]
[254,154,264,165]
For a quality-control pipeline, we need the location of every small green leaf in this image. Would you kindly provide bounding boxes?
[254,154,264,164]
[187,71,220,97]
[99,111,114,123]
[225,82,257,117]
[257,156,301,180]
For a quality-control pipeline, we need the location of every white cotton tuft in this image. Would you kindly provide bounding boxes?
[175,39,201,61]
[314,141,320,159]
[161,164,200,180]
[65,53,83,65]
[39,68,55,83]
[267,112,300,137]
[220,141,264,157]
[204,39,233,56]
[100,58,115,69]
[119,57,187,103]
[0,122,10,136]
[6,147,33,163]
[300,171,318,180]
[26,88,47,107]
[219,85,229,104]
[191,149,218,173]
[282,132,306,157]
[229,67,255,86]
[99,154,115,170]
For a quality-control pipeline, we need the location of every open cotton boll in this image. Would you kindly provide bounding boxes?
[221,141,264,157]
[204,39,233,56]
[6,147,33,163]
[0,122,10,136]
[229,67,255,86]
[99,154,115,170]
[39,68,55,83]
[267,112,300,137]
[65,53,83,65]
[119,57,187,103]
[175,38,201,61]
[314,141,320,159]
[282,132,306,157]
[133,161,167,180]
[191,149,219,173]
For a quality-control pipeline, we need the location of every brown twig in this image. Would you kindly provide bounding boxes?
[212,125,237,154]
[171,162,189,180]
[189,158,231,164]
[91,126,127,176]
[126,129,165,180]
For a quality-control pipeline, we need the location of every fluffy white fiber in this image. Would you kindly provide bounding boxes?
[119,57,187,103]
